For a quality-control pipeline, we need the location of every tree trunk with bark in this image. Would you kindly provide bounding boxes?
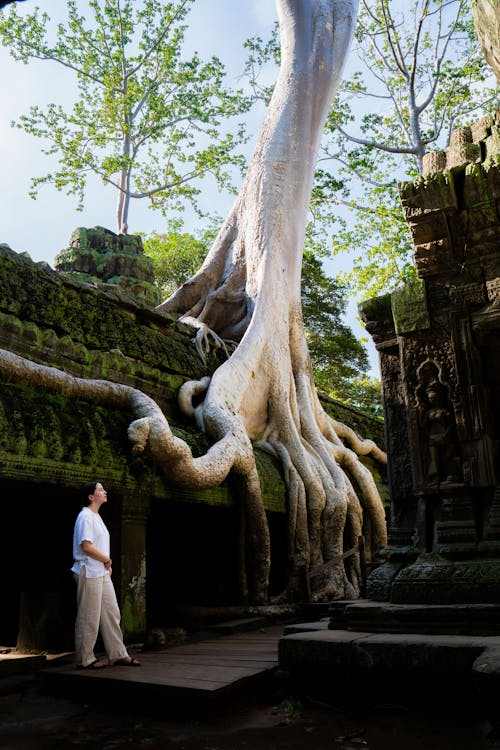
[156,0,387,601]
[471,0,500,83]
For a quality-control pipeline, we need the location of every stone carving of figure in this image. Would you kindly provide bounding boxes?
[416,362,462,484]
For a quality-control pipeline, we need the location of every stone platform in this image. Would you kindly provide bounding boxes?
[328,599,500,635]
[279,603,500,700]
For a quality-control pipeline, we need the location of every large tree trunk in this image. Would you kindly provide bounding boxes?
[0,0,387,604]
[156,0,387,601]
[471,0,500,83]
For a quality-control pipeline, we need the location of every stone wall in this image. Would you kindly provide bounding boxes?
[360,112,500,605]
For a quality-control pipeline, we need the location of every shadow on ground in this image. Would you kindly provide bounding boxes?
[0,672,497,750]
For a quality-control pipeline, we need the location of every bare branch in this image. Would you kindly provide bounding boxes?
[332,123,419,155]
[318,150,394,189]
[311,194,402,220]
[380,0,409,78]
[409,0,431,94]
[356,18,401,76]
[415,0,466,116]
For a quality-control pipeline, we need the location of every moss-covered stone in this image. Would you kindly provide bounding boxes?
[391,276,430,335]
[54,227,162,307]
[0,244,221,391]
[0,237,390,651]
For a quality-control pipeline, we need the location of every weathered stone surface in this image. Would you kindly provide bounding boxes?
[362,113,500,611]
[54,226,161,307]
[279,628,494,681]
[391,275,430,335]
[365,560,405,602]
[337,600,500,636]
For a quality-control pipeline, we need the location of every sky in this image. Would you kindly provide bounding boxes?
[0,0,381,375]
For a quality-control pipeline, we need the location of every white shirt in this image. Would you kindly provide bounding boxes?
[71,506,110,578]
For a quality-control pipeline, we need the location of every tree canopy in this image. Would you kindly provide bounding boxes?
[0,0,251,234]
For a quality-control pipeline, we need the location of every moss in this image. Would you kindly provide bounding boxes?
[0,247,221,385]
[0,242,380,518]
[55,227,160,307]
[391,276,430,335]
[254,448,287,513]
[0,381,134,478]
[358,294,392,327]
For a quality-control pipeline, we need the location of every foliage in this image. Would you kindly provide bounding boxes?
[144,224,382,413]
[318,0,497,299]
[335,375,383,416]
[0,0,251,233]
[300,246,370,400]
[142,219,217,298]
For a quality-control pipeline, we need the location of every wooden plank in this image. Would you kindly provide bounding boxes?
[139,657,277,669]
[45,624,284,698]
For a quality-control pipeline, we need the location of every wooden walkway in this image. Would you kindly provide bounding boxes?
[43,625,284,700]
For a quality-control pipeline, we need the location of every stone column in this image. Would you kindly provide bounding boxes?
[119,493,151,643]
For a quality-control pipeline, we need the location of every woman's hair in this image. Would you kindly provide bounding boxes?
[82,481,99,505]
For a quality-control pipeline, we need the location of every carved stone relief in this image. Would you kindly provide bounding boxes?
[415,360,462,487]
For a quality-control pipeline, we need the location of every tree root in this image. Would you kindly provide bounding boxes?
[180,317,237,363]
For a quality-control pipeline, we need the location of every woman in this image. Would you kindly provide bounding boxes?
[71,481,141,669]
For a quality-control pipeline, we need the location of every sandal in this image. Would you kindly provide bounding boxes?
[78,659,107,670]
[114,656,141,667]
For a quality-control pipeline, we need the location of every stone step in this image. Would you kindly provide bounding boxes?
[279,628,500,692]
[206,617,269,635]
[284,621,330,636]
[337,601,500,636]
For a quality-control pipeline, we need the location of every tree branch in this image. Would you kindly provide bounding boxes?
[127,0,190,78]
[318,152,394,189]
[380,0,409,79]
[332,123,419,155]
[415,0,465,117]
[310,194,402,221]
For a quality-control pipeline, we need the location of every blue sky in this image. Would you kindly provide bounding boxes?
[0,0,380,374]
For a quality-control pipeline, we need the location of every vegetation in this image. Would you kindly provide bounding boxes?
[320,0,496,298]
[0,0,251,233]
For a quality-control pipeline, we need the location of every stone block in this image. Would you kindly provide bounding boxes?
[450,561,500,604]
[422,150,446,176]
[278,629,355,673]
[352,633,485,676]
[484,127,500,161]
[471,114,494,143]
[400,172,458,214]
[366,561,404,601]
[391,276,430,335]
[414,238,454,277]
[446,143,482,170]
[391,555,455,604]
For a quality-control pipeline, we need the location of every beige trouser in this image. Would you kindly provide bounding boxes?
[74,567,129,667]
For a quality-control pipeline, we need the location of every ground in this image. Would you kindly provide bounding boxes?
[0,672,495,749]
